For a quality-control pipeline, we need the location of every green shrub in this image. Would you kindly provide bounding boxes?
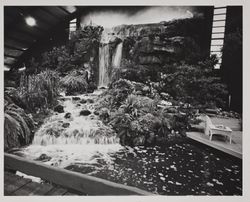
[157,57,228,109]
[60,69,88,95]
[18,69,60,112]
[4,103,34,151]
[4,87,28,110]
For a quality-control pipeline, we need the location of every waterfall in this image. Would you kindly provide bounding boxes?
[98,28,123,88]
[98,44,110,88]
[112,42,123,68]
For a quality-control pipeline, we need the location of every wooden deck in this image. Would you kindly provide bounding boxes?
[4,172,81,196]
[4,153,153,196]
[187,115,242,159]
[187,131,242,159]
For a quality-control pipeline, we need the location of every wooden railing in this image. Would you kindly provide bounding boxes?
[4,153,153,196]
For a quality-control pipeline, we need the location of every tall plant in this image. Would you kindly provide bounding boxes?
[19,69,60,112]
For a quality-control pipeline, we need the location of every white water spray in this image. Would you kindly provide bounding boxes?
[98,28,123,88]
[98,44,110,88]
[112,42,123,68]
[17,92,123,170]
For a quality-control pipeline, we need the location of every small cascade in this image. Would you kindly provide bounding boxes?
[32,93,119,146]
[112,42,123,68]
[17,92,122,169]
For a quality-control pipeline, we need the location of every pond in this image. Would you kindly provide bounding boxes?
[14,140,242,195]
[12,92,242,195]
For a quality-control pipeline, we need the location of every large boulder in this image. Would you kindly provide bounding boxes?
[64,112,71,119]
[35,154,52,162]
[87,99,94,104]
[72,97,81,101]
[54,105,64,113]
[80,99,87,104]
[80,110,91,116]
[62,122,70,128]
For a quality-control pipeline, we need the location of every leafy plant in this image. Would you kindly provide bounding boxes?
[4,103,34,151]
[60,69,88,95]
[4,87,28,110]
[157,57,228,109]
[18,69,60,112]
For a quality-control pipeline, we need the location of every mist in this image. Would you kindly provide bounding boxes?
[81,6,197,28]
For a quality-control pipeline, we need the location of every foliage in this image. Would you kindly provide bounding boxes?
[18,69,60,112]
[4,87,28,110]
[108,94,192,146]
[4,103,34,151]
[95,77,199,147]
[27,25,103,76]
[157,57,228,109]
[108,79,135,108]
[41,46,74,74]
[60,69,89,95]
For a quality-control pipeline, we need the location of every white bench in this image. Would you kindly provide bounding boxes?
[204,115,233,144]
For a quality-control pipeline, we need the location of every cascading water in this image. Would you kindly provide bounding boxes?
[98,28,123,88]
[16,91,122,172]
[98,44,110,88]
[112,42,123,68]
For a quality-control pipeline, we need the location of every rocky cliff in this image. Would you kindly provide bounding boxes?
[112,17,211,66]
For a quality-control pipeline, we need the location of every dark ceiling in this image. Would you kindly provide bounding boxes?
[4,6,82,70]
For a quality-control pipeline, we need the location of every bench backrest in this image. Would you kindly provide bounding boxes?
[204,115,213,135]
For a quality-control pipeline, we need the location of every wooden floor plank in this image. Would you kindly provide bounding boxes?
[13,181,54,196]
[46,187,68,195]
[4,172,31,195]
[4,172,84,196]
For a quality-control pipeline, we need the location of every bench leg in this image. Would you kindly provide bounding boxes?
[209,134,213,141]
[230,136,232,144]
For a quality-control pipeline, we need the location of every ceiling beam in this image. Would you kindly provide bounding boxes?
[5,35,33,46]
[40,7,61,20]
[58,6,71,15]
[4,45,25,52]
[5,27,39,39]
[4,54,19,59]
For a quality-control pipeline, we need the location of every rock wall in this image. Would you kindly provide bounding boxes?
[113,17,211,66]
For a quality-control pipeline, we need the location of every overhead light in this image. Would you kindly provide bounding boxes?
[25,16,36,27]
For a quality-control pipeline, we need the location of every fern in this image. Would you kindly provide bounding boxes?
[4,103,34,151]
[18,69,60,111]
[60,69,88,95]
